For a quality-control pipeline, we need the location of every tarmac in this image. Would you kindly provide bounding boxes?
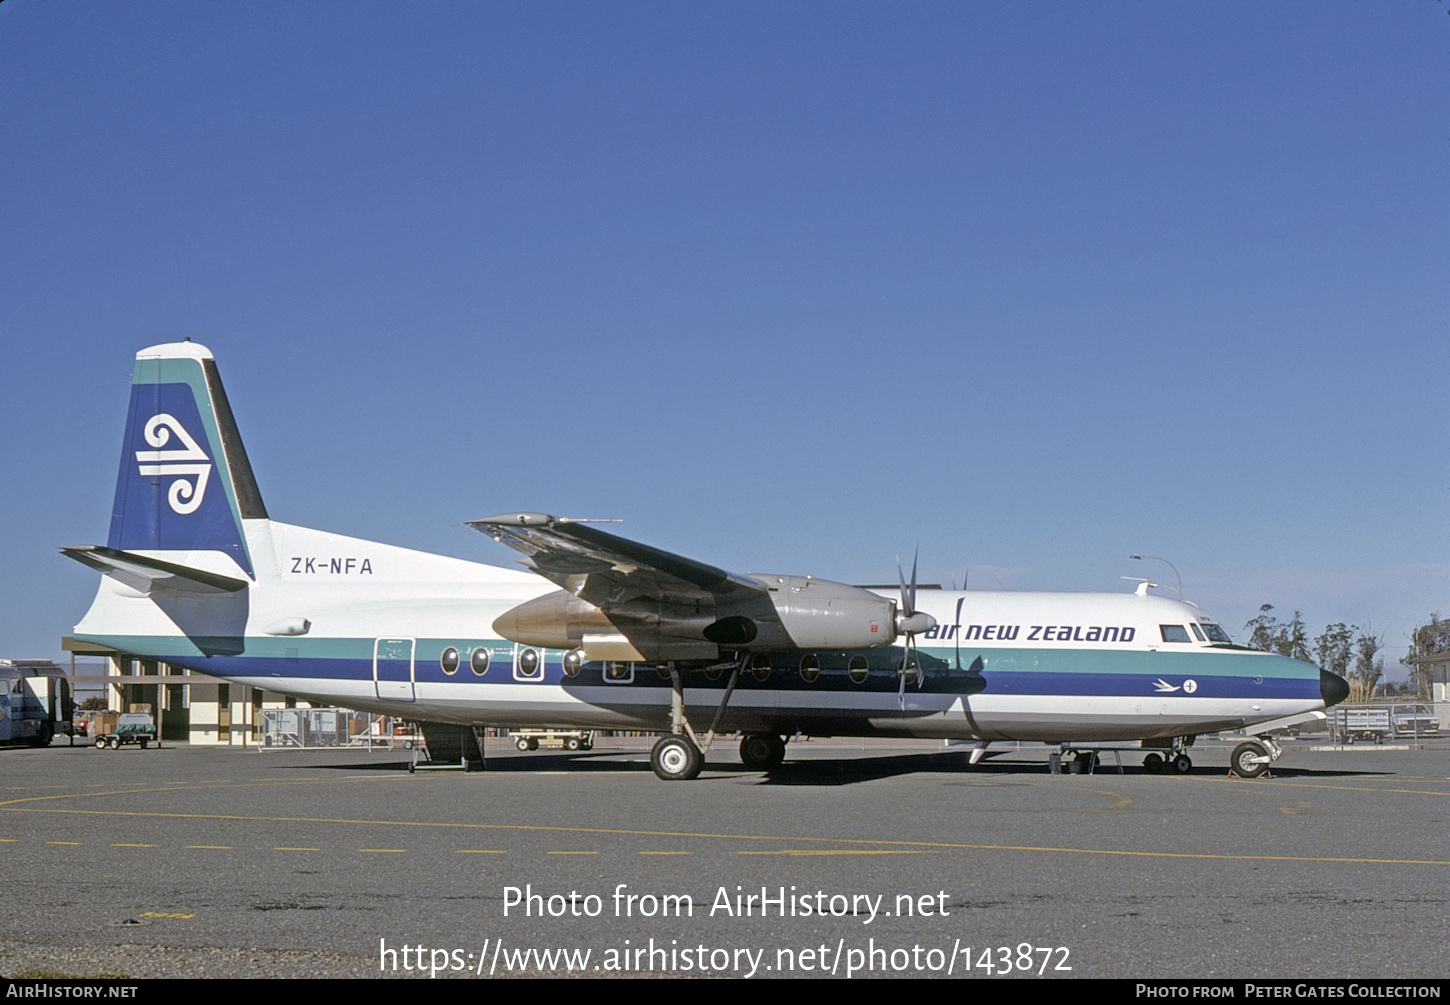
[0,736,1445,979]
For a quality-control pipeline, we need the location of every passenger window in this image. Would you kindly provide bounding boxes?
[1159,625,1191,643]
[750,653,772,682]
[470,648,490,675]
[516,648,541,679]
[799,654,820,683]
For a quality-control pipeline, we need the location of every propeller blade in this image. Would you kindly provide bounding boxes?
[954,596,964,672]
[909,546,919,613]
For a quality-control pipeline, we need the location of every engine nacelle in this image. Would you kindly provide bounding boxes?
[491,575,900,662]
[746,575,897,650]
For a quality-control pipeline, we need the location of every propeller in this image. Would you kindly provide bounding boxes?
[895,548,937,708]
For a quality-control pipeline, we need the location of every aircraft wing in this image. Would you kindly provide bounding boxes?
[467,513,766,608]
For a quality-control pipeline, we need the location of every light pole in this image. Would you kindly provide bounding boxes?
[1130,554,1182,600]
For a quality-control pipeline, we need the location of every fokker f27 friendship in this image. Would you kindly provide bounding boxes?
[67,343,1348,780]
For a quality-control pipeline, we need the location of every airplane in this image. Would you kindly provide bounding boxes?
[66,341,1350,781]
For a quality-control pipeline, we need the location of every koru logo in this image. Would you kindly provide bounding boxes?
[1183,679,1198,693]
[135,413,212,514]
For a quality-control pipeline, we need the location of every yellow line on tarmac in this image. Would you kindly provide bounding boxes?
[5,784,1448,868]
[639,851,690,856]
[456,849,506,854]
[186,845,233,850]
[1077,788,1133,812]
[273,847,319,851]
[359,849,407,853]
[1185,777,1448,798]
[739,850,934,856]
[112,843,155,847]
[45,841,82,845]
[547,851,598,855]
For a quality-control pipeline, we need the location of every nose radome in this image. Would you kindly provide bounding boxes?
[1320,669,1350,708]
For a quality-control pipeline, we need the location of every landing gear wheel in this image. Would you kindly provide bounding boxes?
[515,738,530,751]
[526,738,539,751]
[738,733,786,770]
[1142,753,1164,774]
[650,736,703,781]
[564,737,581,751]
[1231,742,1269,779]
[1171,753,1192,774]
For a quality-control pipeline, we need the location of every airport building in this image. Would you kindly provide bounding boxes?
[62,636,298,745]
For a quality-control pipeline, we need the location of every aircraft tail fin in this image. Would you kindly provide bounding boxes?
[106,341,266,577]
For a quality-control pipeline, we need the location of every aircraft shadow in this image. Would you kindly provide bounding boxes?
[259,750,1402,784]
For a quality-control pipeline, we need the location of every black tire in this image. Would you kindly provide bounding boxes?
[139,740,148,750]
[515,738,530,751]
[739,733,786,770]
[526,738,539,751]
[564,737,581,751]
[29,723,53,748]
[1142,753,1164,774]
[1231,742,1268,778]
[95,737,108,749]
[1171,753,1192,774]
[650,736,702,781]
[407,760,416,774]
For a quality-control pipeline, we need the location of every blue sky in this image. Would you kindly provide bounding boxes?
[2,2,1445,674]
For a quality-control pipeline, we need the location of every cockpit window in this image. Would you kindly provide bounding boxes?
[1160,625,1192,643]
[1189,623,1205,642]
[1202,623,1232,643]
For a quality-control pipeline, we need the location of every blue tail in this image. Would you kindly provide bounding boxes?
[107,341,266,577]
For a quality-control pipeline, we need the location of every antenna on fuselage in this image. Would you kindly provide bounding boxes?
[1121,576,1157,597]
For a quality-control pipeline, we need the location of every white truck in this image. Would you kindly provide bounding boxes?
[1389,703,1439,739]
[0,660,74,746]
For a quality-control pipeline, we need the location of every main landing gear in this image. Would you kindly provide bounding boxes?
[738,732,786,770]
[1141,736,1194,775]
[647,660,787,781]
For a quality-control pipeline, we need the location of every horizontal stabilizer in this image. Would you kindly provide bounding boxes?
[61,545,248,595]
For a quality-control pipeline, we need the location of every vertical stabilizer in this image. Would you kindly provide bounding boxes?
[107,342,265,577]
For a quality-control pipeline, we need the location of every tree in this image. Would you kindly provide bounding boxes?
[77,697,109,711]
[1245,605,1311,661]
[1351,633,1384,703]
[1314,622,1356,682]
[1402,614,1450,700]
